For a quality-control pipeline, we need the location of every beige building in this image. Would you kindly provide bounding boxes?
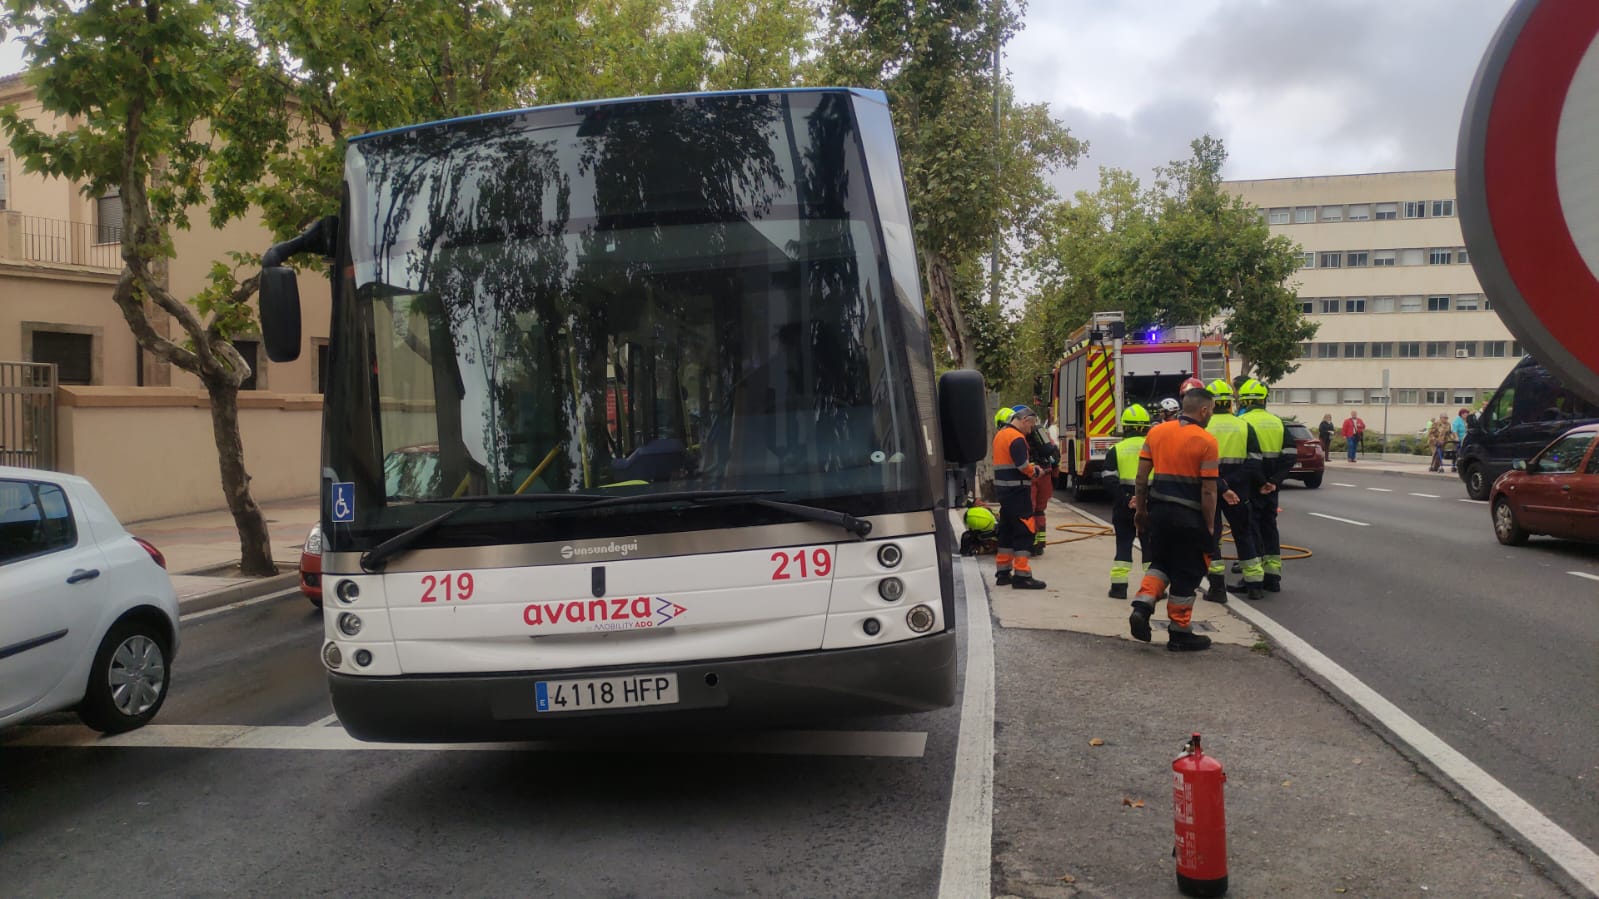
[1,72,328,522]
[1225,169,1517,440]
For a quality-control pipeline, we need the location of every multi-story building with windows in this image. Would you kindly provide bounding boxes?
[1225,169,1517,438]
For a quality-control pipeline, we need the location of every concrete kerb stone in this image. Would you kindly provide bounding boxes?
[174,572,301,615]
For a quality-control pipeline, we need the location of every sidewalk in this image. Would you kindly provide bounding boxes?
[984,500,1574,898]
[127,495,319,612]
[1325,454,1464,481]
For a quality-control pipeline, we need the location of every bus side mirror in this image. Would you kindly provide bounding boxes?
[938,369,988,465]
[260,266,302,363]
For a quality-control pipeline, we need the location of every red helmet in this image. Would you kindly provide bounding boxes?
[1180,377,1207,395]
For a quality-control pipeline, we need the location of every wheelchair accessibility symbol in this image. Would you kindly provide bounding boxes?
[331,482,355,523]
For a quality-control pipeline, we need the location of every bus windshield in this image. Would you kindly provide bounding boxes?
[326,92,928,545]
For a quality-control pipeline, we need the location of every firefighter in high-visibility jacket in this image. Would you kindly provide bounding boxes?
[1100,404,1152,599]
[1017,404,1062,556]
[1203,379,1265,603]
[992,405,1048,589]
[1237,379,1296,592]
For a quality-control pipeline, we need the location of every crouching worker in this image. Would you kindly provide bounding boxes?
[1101,404,1153,599]
[992,405,1048,589]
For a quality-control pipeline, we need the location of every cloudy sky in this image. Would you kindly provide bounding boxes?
[2,0,1516,193]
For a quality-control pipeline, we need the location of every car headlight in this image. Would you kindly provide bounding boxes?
[304,524,322,555]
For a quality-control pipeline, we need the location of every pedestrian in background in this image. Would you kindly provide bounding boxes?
[1451,408,1469,473]
[1341,410,1365,462]
[1318,413,1336,452]
[1427,413,1452,472]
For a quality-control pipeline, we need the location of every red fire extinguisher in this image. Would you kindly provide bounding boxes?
[1172,732,1228,897]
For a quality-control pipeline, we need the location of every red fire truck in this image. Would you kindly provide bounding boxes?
[1049,311,1232,496]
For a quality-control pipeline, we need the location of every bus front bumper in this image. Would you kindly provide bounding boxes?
[328,631,957,743]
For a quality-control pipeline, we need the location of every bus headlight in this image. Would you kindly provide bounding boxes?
[906,604,936,633]
[322,642,343,668]
[335,579,360,603]
[337,613,363,637]
[354,649,373,667]
[878,577,905,602]
[876,543,903,568]
[862,617,882,637]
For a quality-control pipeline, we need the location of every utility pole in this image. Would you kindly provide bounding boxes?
[990,0,1003,308]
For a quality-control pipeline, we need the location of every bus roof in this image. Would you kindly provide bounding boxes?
[349,87,889,144]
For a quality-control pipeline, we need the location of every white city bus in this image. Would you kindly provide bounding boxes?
[258,88,988,741]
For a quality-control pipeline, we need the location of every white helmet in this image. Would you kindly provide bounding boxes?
[1158,397,1180,415]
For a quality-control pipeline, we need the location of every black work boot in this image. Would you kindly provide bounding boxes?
[1128,600,1154,642]
[1031,541,1046,557]
[1167,630,1213,652]
[1263,573,1282,593]
[1226,581,1265,601]
[1202,574,1228,604]
[1011,574,1047,590]
[1107,583,1128,600]
[995,570,1012,586]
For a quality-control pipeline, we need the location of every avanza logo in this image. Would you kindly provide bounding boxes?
[523,596,687,631]
[558,539,640,560]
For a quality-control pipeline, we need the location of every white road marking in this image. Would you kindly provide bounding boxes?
[1227,601,1599,893]
[1308,512,1370,527]
[1409,493,1441,498]
[179,588,299,623]
[938,554,996,899]
[1366,487,1394,493]
[1459,499,1489,505]
[1,724,928,758]
[1332,482,1358,487]
[1570,571,1599,584]
[306,712,340,728]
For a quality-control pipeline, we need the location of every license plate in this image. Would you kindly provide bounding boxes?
[535,674,679,713]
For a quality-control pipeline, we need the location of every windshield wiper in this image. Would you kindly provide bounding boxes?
[360,506,469,572]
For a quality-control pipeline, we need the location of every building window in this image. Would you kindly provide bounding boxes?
[1400,248,1426,266]
[1456,341,1477,358]
[1268,207,1290,225]
[1398,341,1421,358]
[95,191,122,244]
[1455,294,1480,311]
[1293,207,1316,224]
[1319,298,1341,314]
[1315,388,1338,405]
[1426,341,1450,358]
[1375,202,1398,220]
[1347,204,1370,221]
[1320,205,1343,223]
[1298,300,1314,314]
[1432,199,1455,217]
[1368,391,1389,405]
[1404,200,1426,218]
[1511,341,1522,356]
[1395,389,1420,404]
[1484,296,1494,311]
[1371,342,1393,358]
[1429,248,1453,265]
[31,331,94,385]
[1452,390,1475,406]
[1320,252,1342,268]
[1317,343,1339,359]
[1347,251,1369,268]
[1456,248,1470,264]
[313,339,330,394]
[1344,297,1366,313]
[0,157,8,210]
[1300,251,1315,269]
[1425,389,1448,405]
[1427,295,1451,312]
[1343,342,1366,358]
[1341,389,1364,404]
[1372,250,1396,267]
[1484,340,1506,358]
[1372,296,1396,313]
[1298,342,1313,358]
[1289,389,1313,404]
[231,340,260,391]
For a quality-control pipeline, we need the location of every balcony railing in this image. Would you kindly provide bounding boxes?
[0,211,123,270]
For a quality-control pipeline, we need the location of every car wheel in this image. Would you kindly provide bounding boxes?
[1492,497,1529,547]
[1464,462,1490,501]
[77,618,171,734]
[306,592,323,610]
[1301,473,1323,489]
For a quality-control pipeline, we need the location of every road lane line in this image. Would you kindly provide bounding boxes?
[306,713,340,728]
[179,588,299,623]
[1227,601,1599,893]
[1332,482,1357,487]
[1409,493,1441,498]
[1570,572,1599,583]
[1308,512,1370,527]
[0,724,928,758]
[939,554,995,899]
[1459,498,1489,505]
[1366,487,1394,493]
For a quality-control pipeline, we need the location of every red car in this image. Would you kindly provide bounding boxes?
[1489,424,1599,545]
[1284,421,1325,489]
[299,524,323,608]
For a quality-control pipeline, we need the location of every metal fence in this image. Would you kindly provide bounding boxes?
[9,213,123,269]
[0,361,57,470]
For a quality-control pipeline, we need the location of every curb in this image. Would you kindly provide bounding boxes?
[178,572,300,615]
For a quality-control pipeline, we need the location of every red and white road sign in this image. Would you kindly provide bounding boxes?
[1459,0,1599,404]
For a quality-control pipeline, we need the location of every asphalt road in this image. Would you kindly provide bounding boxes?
[1078,467,1599,856]
[0,587,967,897]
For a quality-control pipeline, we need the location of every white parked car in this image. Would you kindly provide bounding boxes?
[0,466,180,733]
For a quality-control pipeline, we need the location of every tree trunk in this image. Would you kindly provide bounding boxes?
[924,252,975,369]
[205,377,277,576]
